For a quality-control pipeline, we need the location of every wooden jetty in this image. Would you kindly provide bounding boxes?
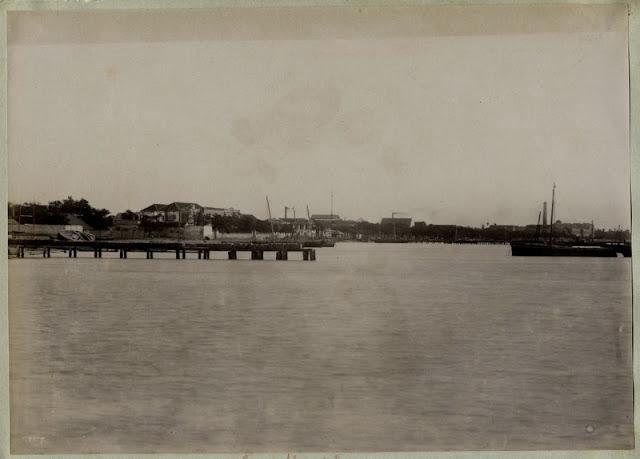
[8,238,317,261]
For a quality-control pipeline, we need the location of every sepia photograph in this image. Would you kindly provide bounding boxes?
[3,1,636,455]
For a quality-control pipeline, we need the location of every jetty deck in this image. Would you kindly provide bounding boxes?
[8,238,317,261]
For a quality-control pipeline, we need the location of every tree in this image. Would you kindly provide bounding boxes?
[7,197,113,230]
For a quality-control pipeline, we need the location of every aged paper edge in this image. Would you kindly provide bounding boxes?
[0,0,637,458]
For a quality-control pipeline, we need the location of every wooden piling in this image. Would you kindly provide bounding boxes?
[176,249,180,259]
[251,250,263,260]
[198,250,202,260]
[228,251,237,260]
[43,248,47,258]
[47,247,51,258]
[182,249,186,259]
[310,249,316,261]
[303,250,309,261]
[276,250,288,260]
[73,248,77,258]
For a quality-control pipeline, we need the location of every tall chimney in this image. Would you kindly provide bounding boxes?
[542,201,548,226]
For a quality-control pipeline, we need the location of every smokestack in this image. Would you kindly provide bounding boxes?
[542,201,548,226]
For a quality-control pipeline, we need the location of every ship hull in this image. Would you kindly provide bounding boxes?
[511,243,618,257]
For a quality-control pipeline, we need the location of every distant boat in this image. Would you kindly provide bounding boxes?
[510,184,629,257]
[302,239,336,248]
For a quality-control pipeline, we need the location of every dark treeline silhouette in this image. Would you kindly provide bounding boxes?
[8,197,113,230]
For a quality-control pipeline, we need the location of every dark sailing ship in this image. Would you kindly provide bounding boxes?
[510,184,630,257]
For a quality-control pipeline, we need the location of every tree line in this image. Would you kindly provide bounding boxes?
[8,197,113,230]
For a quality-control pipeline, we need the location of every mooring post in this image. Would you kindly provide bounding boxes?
[176,249,180,259]
[98,248,102,258]
[228,250,237,260]
[93,248,98,258]
[150,250,154,259]
[47,247,51,258]
[303,249,310,261]
[123,250,127,259]
[310,249,316,261]
[182,249,186,259]
[73,248,77,258]
[119,249,123,259]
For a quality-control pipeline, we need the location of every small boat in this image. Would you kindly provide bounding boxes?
[302,239,335,248]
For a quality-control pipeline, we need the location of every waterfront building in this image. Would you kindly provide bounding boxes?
[140,204,168,222]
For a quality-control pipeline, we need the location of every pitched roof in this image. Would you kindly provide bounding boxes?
[166,202,202,211]
[140,203,168,212]
[65,214,94,230]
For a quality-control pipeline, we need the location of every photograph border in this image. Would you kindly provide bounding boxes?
[0,0,637,458]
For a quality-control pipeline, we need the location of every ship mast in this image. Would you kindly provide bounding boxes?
[548,183,556,245]
[266,196,275,238]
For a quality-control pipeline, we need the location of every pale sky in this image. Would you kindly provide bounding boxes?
[8,5,630,227]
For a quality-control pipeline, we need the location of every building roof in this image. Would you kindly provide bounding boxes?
[65,214,94,230]
[311,214,341,220]
[166,202,203,211]
[140,203,168,212]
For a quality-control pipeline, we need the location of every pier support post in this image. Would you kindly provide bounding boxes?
[276,250,288,260]
[69,249,73,258]
[303,250,310,261]
[119,249,123,259]
[98,248,102,258]
[182,249,186,259]
[228,251,237,260]
[198,250,202,260]
[47,248,51,258]
[73,248,77,258]
[123,250,127,259]
[251,250,263,260]
[43,248,47,258]
[310,249,316,261]
[93,248,98,258]
[205,250,210,259]
[176,249,180,259]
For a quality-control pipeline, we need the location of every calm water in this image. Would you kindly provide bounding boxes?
[9,243,633,453]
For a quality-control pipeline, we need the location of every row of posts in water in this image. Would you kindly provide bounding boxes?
[15,246,317,261]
